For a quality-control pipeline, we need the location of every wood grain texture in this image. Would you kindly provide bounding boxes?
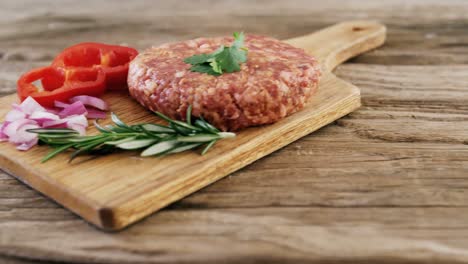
[0,0,467,263]
[0,21,386,230]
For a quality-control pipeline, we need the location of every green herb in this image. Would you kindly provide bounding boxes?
[27,107,235,163]
[184,32,248,76]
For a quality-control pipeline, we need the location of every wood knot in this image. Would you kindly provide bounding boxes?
[352,26,365,32]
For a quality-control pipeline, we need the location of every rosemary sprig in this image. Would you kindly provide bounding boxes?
[27,107,235,163]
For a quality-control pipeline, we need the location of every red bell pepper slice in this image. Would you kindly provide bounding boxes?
[52,42,138,90]
[17,66,106,108]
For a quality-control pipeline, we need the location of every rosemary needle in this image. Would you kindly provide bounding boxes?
[27,107,235,163]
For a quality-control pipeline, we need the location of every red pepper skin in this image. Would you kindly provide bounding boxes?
[17,66,106,108]
[52,42,138,90]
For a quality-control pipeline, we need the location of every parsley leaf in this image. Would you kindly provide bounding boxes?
[190,64,220,76]
[184,53,213,65]
[184,32,248,76]
[232,31,245,49]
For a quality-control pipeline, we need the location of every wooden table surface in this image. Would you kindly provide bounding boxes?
[1,0,468,263]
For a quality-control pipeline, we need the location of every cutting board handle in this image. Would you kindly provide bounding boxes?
[285,20,386,71]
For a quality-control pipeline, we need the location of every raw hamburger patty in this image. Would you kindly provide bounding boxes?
[128,34,321,131]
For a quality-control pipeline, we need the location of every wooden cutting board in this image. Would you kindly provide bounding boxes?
[0,21,386,231]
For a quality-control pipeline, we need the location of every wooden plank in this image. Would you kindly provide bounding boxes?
[1,0,467,66]
[2,206,468,263]
[1,0,468,263]
[0,21,385,230]
[1,64,467,263]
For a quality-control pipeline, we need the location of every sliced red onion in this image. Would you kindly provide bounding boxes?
[58,101,87,118]
[54,101,70,109]
[63,114,88,128]
[65,115,88,135]
[29,111,60,125]
[16,137,38,151]
[5,109,27,122]
[86,108,107,119]
[20,97,45,115]
[70,95,109,111]
[42,120,68,128]
[1,96,111,151]
[45,107,60,115]
[56,100,106,119]
[12,103,21,111]
[0,122,10,142]
[13,123,40,150]
[3,119,36,139]
[68,123,86,136]
[5,119,39,145]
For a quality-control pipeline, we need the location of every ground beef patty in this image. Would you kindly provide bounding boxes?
[128,34,321,131]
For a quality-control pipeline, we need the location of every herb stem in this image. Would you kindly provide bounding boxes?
[28,108,236,162]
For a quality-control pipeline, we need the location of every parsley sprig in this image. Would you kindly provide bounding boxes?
[27,106,235,163]
[184,32,248,76]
